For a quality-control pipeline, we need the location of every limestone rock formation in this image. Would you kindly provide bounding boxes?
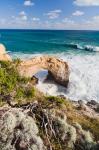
[0,44,12,61]
[18,56,69,87]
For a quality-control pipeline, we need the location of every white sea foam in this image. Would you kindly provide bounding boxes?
[84,45,99,52]
[10,52,43,60]
[36,53,99,101]
[67,43,99,52]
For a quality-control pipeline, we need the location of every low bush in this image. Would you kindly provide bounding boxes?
[0,60,35,105]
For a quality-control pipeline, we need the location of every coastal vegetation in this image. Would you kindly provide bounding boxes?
[0,60,99,150]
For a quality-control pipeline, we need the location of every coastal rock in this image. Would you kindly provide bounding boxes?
[0,44,12,61]
[31,75,39,85]
[18,56,69,87]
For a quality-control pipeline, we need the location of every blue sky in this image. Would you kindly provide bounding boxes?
[0,0,99,29]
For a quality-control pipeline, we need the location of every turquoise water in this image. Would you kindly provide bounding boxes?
[0,29,99,56]
[0,29,99,101]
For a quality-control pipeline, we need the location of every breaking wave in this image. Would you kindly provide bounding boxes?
[64,43,99,52]
[36,53,99,102]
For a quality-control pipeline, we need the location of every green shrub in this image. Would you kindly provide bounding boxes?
[18,76,31,84]
[0,99,6,107]
[0,62,18,94]
[13,58,21,66]
[25,87,35,98]
[45,96,73,110]
[15,87,25,99]
[0,60,35,106]
[45,96,65,106]
[0,61,30,95]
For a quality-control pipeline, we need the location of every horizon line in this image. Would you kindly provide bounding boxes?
[0,28,99,31]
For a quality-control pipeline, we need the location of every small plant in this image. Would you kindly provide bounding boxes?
[25,87,35,98]
[45,96,73,110]
[18,76,31,84]
[13,58,21,66]
[0,60,35,106]
[45,96,65,106]
[0,99,6,107]
[15,87,25,99]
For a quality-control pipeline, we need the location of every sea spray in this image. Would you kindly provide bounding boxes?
[36,53,99,101]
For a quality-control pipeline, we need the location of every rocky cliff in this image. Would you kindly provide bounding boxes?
[0,44,12,61]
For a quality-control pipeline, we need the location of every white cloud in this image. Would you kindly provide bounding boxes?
[74,0,99,6]
[10,11,28,24]
[72,10,84,16]
[19,11,27,21]
[32,18,40,21]
[32,17,40,21]
[19,11,26,16]
[24,0,34,6]
[93,15,99,21]
[44,9,62,19]
[39,15,99,30]
[1,12,99,30]
[62,18,75,24]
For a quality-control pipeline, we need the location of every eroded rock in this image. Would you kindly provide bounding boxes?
[18,56,69,87]
[0,44,12,61]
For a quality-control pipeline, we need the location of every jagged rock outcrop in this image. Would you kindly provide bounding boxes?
[18,56,69,87]
[0,108,46,150]
[0,44,12,61]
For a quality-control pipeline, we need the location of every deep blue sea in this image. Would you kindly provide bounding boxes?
[0,29,99,101]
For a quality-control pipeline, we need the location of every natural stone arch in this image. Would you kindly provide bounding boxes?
[18,56,70,87]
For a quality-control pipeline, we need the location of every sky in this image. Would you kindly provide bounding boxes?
[0,0,99,30]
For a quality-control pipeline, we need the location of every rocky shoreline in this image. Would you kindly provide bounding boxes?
[0,44,99,150]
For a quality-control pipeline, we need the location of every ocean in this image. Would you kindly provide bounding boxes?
[0,29,99,101]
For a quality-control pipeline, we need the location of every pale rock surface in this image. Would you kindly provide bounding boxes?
[0,44,12,61]
[18,56,70,87]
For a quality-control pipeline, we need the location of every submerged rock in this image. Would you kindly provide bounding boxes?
[18,56,70,87]
[0,44,12,61]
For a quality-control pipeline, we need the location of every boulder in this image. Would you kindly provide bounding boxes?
[18,56,70,87]
[0,44,12,61]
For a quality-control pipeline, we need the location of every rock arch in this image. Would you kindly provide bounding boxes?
[18,56,70,87]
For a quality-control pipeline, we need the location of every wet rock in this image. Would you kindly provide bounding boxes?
[31,76,39,85]
[87,100,98,106]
